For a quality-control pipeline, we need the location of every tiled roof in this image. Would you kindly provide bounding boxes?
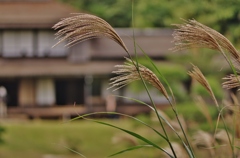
[0,0,78,28]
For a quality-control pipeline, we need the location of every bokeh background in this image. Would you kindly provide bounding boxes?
[0,0,240,157]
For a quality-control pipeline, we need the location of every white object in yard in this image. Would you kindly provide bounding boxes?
[0,86,7,118]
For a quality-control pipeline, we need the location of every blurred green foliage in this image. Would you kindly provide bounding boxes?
[59,0,236,103]
[127,58,190,102]
[167,49,227,102]
[60,0,132,27]
[60,0,240,46]
[191,75,224,101]
[0,126,5,144]
[165,102,218,123]
[136,58,188,81]
[167,49,229,76]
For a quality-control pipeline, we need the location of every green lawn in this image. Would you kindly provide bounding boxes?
[0,119,163,158]
[0,103,223,158]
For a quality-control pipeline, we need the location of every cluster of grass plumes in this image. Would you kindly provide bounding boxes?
[109,57,169,99]
[54,13,240,158]
[188,65,219,108]
[53,13,128,53]
[172,19,240,94]
[172,19,240,64]
[222,74,240,89]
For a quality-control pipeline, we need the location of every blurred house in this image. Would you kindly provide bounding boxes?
[0,0,173,119]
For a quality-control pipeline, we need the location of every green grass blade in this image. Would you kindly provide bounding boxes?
[70,111,167,141]
[114,94,193,157]
[154,110,193,157]
[112,95,179,130]
[130,3,171,150]
[130,53,177,157]
[90,120,173,157]
[107,145,152,157]
[115,82,193,157]
[112,95,178,132]
[130,2,177,157]
[76,116,174,158]
[225,53,238,157]
[136,43,175,102]
[136,44,195,158]
[113,95,155,111]
[57,144,87,158]
[70,110,187,146]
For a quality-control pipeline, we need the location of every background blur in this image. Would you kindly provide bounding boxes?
[0,0,239,157]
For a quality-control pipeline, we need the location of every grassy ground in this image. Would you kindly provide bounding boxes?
[0,103,223,158]
[0,118,163,158]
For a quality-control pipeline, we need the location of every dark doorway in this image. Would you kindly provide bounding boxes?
[0,79,19,107]
[55,78,84,105]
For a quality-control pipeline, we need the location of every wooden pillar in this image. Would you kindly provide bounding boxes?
[84,75,93,110]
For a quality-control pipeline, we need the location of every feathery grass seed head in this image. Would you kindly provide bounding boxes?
[222,74,240,90]
[53,13,128,52]
[172,19,240,65]
[192,130,215,157]
[188,64,219,107]
[109,58,169,99]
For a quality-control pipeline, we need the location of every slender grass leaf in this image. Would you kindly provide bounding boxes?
[107,145,152,157]
[78,116,174,158]
[68,111,167,141]
[136,43,175,102]
[137,44,195,157]
[56,144,87,158]
[113,95,155,111]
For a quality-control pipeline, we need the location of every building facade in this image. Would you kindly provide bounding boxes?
[0,0,173,118]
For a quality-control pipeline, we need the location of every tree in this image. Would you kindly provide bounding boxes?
[60,0,240,46]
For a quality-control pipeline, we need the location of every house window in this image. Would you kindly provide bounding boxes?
[38,30,66,57]
[36,78,56,106]
[1,30,67,58]
[2,30,33,57]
